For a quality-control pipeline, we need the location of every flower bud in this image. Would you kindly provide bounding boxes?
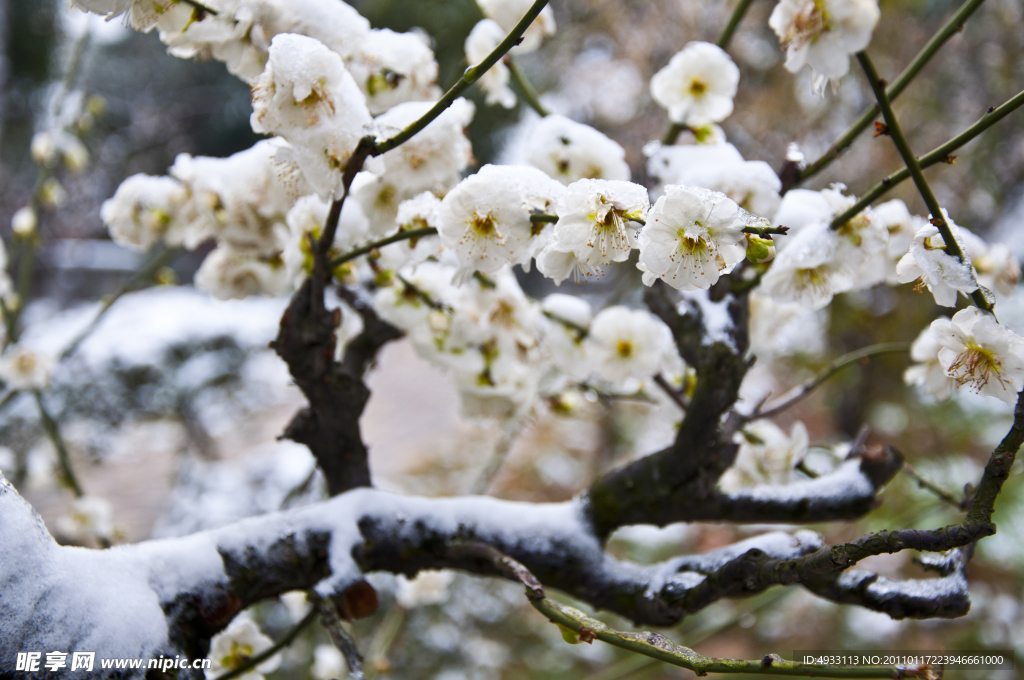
[11,207,37,236]
[746,234,776,264]
[30,133,57,167]
[39,178,67,208]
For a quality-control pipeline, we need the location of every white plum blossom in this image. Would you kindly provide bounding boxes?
[207,617,282,680]
[550,179,649,273]
[477,0,556,54]
[760,223,852,311]
[194,246,288,300]
[250,34,373,199]
[769,0,881,93]
[583,306,672,386]
[637,185,749,291]
[720,420,809,492]
[11,207,38,236]
[896,215,978,308]
[904,323,955,402]
[55,495,114,543]
[929,307,1024,405]
[437,165,561,275]
[100,174,187,251]
[395,570,456,608]
[465,20,516,108]
[346,28,442,114]
[525,114,630,184]
[650,42,740,127]
[0,345,54,390]
[646,143,781,217]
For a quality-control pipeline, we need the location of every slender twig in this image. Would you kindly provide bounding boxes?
[717,0,758,50]
[363,606,406,680]
[741,225,789,236]
[507,55,549,117]
[467,546,913,678]
[329,227,437,269]
[857,51,992,312]
[542,309,588,340]
[529,213,559,225]
[662,121,688,146]
[60,246,178,361]
[533,597,911,677]
[470,417,525,494]
[902,462,967,510]
[181,0,219,15]
[829,87,1024,229]
[34,390,83,498]
[797,0,988,185]
[316,597,365,680]
[654,374,690,411]
[747,342,910,421]
[373,0,551,155]
[211,608,318,680]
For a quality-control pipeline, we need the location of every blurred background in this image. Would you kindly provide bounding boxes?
[1,0,1023,678]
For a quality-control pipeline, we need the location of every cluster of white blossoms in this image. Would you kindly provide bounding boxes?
[78,0,1024,485]
[73,0,442,114]
[769,0,881,93]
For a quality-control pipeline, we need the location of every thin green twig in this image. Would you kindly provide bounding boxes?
[507,55,549,117]
[856,51,992,312]
[60,246,179,361]
[373,0,551,155]
[747,342,910,421]
[34,390,83,498]
[902,462,967,510]
[798,0,988,185]
[717,0,757,50]
[829,87,1024,229]
[211,608,318,680]
[330,227,437,268]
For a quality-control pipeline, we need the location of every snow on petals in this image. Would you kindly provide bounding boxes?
[896,215,978,308]
[650,42,740,127]
[250,34,372,199]
[637,185,749,291]
[929,308,1024,405]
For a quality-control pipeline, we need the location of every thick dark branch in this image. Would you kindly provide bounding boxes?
[804,565,970,620]
[585,283,752,538]
[272,278,399,495]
